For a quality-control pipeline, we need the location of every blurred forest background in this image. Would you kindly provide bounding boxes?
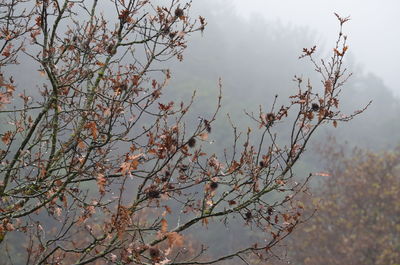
[162,1,400,264]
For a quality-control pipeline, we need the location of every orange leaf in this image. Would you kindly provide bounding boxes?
[167,232,183,247]
[85,122,98,140]
[199,132,208,141]
[78,139,86,149]
[97,173,106,194]
[325,79,332,94]
[227,160,240,174]
[130,159,139,171]
[1,131,12,145]
[162,206,172,217]
[161,218,168,233]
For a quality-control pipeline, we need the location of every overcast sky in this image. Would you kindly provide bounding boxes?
[230,0,400,96]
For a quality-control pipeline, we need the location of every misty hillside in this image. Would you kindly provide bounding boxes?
[163,3,400,152]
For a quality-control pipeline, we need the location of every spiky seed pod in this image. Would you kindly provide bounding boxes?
[161,170,171,182]
[147,190,160,199]
[107,44,115,55]
[120,83,128,91]
[161,176,168,182]
[149,247,161,259]
[266,113,275,122]
[175,8,184,18]
[210,181,218,190]
[188,137,196,148]
[204,120,211,133]
[169,32,176,39]
[311,103,320,112]
[161,26,170,35]
[259,161,265,168]
[245,211,252,220]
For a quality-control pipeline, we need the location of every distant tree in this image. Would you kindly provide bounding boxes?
[285,141,400,265]
[0,2,362,264]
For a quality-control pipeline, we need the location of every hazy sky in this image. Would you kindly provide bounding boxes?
[231,0,400,96]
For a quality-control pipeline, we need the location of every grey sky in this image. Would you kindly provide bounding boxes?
[231,0,400,96]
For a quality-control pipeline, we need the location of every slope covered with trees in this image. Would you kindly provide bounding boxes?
[283,143,400,265]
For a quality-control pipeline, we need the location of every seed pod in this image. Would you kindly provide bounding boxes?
[147,189,160,199]
[188,137,196,148]
[107,44,115,55]
[266,113,275,122]
[245,211,252,220]
[311,103,320,112]
[161,170,171,182]
[175,8,184,18]
[161,26,170,35]
[169,32,177,39]
[210,181,218,190]
[149,247,161,259]
[204,119,211,133]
